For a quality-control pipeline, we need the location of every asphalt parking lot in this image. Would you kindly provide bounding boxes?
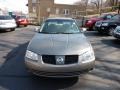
[0,26,119,90]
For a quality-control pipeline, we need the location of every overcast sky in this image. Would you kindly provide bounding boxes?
[0,0,80,13]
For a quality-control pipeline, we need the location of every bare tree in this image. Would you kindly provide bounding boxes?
[106,0,119,6]
[105,0,119,12]
[74,0,89,15]
[91,0,103,14]
[109,0,118,6]
[91,0,99,9]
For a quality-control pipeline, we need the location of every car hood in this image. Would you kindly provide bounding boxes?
[27,33,91,55]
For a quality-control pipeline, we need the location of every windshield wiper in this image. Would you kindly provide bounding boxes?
[39,32,51,34]
[39,32,80,34]
[56,32,80,34]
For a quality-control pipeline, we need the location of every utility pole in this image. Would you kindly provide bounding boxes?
[99,0,103,15]
[118,0,120,14]
[36,0,40,25]
[85,0,89,16]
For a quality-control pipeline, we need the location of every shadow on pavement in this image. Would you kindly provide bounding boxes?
[101,39,120,48]
[0,42,78,90]
[0,30,12,33]
[85,31,110,37]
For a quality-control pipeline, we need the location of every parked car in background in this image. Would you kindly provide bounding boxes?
[25,18,95,77]
[95,14,120,35]
[85,14,113,30]
[75,18,88,28]
[15,16,29,27]
[112,26,120,40]
[0,15,17,31]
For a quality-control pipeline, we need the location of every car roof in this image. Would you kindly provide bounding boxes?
[112,14,120,17]
[16,15,26,18]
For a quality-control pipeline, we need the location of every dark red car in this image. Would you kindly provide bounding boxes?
[85,14,113,30]
[15,16,29,27]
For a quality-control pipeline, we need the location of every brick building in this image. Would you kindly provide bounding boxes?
[28,0,85,24]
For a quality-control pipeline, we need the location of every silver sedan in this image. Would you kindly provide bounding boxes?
[25,18,95,77]
[113,26,120,40]
[0,15,17,31]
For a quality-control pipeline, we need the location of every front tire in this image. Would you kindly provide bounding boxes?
[88,24,95,31]
[11,28,15,31]
[98,30,103,34]
[17,24,20,27]
[24,25,28,27]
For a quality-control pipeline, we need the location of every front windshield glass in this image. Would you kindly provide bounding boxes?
[99,14,112,19]
[99,14,105,19]
[40,19,80,34]
[111,15,120,20]
[0,16,13,20]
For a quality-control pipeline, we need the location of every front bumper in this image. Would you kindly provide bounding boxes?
[0,24,17,29]
[25,58,95,77]
[17,22,28,25]
[85,23,94,29]
[95,26,109,33]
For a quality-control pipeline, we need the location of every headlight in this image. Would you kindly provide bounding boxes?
[88,20,92,23]
[114,29,120,34]
[117,29,120,33]
[25,50,38,61]
[102,23,108,26]
[79,50,95,64]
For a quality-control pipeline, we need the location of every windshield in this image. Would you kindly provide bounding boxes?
[40,19,80,34]
[111,15,120,20]
[99,14,105,19]
[99,14,112,19]
[0,16,13,20]
[17,16,26,19]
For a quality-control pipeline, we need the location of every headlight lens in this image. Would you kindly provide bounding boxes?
[79,50,95,63]
[102,23,108,26]
[25,50,38,61]
[88,20,92,23]
[117,29,120,33]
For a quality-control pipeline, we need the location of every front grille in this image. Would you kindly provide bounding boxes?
[65,55,78,64]
[42,55,56,65]
[42,55,78,65]
[96,22,101,25]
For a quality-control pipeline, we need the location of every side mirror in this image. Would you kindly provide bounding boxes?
[81,28,87,32]
[34,27,40,32]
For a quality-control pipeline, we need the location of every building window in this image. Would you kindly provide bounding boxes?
[47,8,51,13]
[72,10,77,15]
[56,8,59,14]
[32,0,36,3]
[33,7,36,13]
[63,9,69,15]
[77,11,82,15]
